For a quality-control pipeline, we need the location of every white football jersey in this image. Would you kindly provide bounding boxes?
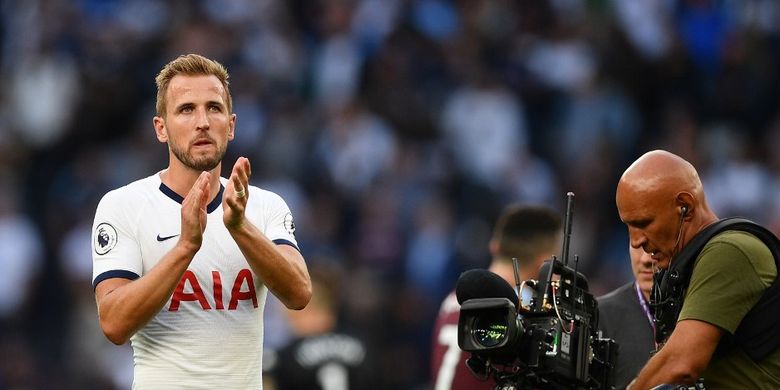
[92,172,299,389]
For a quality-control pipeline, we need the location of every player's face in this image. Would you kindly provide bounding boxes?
[156,74,235,171]
[629,245,654,298]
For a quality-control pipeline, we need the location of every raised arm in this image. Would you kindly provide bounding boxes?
[94,172,212,345]
[222,157,312,309]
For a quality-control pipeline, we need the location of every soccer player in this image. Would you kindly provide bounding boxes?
[430,205,561,389]
[265,264,376,389]
[91,53,312,388]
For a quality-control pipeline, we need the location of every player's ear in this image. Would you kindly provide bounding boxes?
[488,238,500,258]
[227,113,236,141]
[153,116,168,143]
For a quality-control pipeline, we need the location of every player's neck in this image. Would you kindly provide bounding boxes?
[161,160,223,199]
[489,257,545,285]
[489,261,519,285]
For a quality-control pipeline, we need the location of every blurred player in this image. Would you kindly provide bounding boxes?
[430,205,561,389]
[265,264,375,389]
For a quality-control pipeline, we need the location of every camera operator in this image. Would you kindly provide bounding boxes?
[597,245,656,389]
[615,150,780,388]
[430,204,562,390]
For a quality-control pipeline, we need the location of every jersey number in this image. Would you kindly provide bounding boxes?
[435,324,461,390]
[317,362,349,390]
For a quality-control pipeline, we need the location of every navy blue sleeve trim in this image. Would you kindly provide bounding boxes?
[273,239,300,252]
[93,270,140,290]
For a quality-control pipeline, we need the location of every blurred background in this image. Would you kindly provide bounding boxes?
[2,0,780,388]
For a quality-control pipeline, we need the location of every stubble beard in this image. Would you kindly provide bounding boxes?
[170,140,226,172]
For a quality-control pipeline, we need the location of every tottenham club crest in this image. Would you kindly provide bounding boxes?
[284,212,296,236]
[94,223,118,255]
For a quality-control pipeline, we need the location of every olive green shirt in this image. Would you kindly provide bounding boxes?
[679,230,780,388]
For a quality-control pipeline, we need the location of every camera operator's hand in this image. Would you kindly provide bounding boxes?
[642,383,705,390]
[627,319,718,390]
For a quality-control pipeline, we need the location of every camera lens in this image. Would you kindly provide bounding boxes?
[472,312,508,347]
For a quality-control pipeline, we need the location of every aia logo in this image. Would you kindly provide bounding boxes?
[169,269,258,311]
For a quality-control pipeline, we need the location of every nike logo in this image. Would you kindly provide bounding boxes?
[156,234,179,242]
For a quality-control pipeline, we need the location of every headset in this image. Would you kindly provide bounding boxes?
[650,204,690,335]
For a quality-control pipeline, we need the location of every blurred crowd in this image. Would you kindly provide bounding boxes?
[2,0,780,388]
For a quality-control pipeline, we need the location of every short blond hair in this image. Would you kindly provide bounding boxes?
[155,53,232,117]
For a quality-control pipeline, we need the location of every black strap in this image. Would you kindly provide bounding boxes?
[651,218,780,361]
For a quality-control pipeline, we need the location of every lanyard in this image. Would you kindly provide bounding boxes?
[634,282,658,348]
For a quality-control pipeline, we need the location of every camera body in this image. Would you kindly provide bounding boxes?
[458,259,616,389]
[456,193,616,390]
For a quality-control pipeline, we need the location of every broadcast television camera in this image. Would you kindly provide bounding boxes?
[456,193,617,390]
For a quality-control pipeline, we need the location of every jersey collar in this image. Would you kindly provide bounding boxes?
[159,182,225,214]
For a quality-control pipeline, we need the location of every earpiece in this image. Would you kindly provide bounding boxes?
[680,206,689,217]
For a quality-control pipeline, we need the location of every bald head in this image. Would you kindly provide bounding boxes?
[616,150,718,267]
[618,150,703,202]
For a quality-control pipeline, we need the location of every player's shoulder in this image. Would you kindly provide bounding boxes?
[245,183,292,214]
[249,184,287,204]
[217,177,286,203]
[98,174,159,207]
[438,291,460,315]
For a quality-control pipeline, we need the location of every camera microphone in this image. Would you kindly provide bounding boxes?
[455,269,518,307]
